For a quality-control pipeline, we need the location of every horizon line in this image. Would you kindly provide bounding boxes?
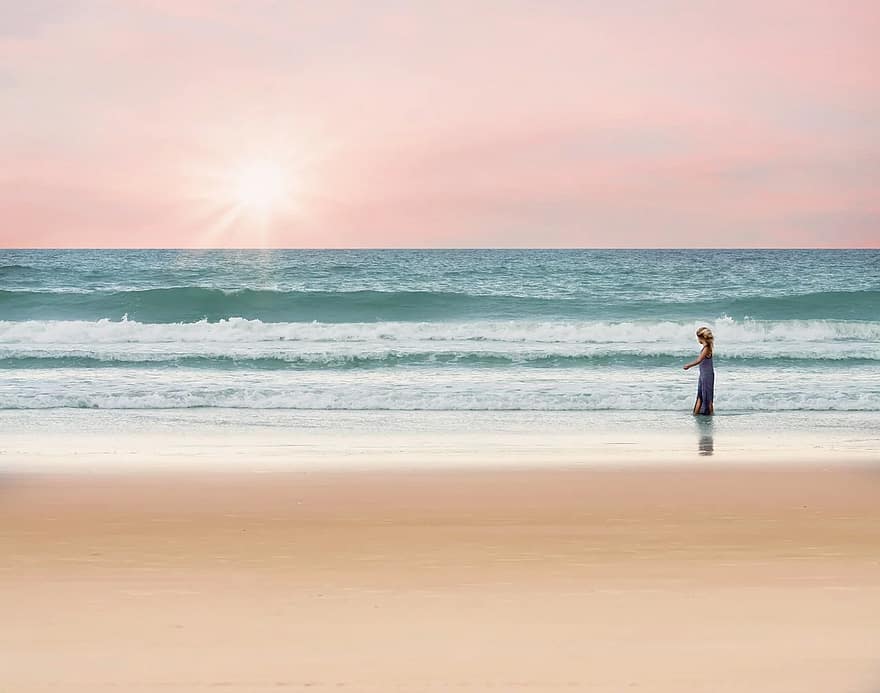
[2,247,877,252]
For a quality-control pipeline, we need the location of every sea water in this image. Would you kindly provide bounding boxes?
[1,249,878,417]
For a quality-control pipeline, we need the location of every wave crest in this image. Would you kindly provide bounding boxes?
[2,287,879,322]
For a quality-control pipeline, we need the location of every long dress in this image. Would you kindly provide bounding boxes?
[695,353,714,415]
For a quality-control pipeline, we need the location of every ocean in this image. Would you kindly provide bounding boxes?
[1,249,878,415]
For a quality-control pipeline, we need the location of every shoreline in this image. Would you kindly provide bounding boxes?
[1,408,878,474]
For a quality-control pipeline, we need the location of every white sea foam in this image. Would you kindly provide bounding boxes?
[2,317,878,411]
[1,366,878,411]
[1,317,878,361]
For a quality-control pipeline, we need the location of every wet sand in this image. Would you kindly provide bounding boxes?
[2,461,880,692]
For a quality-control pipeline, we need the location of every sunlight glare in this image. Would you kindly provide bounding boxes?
[233,160,287,213]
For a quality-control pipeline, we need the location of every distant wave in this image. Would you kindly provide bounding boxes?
[0,287,560,322]
[1,287,880,322]
[285,262,366,276]
[0,264,38,277]
[725,290,880,320]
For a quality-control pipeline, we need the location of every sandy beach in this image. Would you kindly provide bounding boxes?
[3,456,879,693]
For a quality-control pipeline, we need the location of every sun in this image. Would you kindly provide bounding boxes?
[232,160,287,214]
[182,134,323,245]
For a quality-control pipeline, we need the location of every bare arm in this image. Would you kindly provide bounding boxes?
[683,346,709,370]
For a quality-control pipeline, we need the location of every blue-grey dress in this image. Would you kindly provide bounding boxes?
[695,353,714,414]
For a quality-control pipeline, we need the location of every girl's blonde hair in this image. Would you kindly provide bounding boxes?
[696,326,714,357]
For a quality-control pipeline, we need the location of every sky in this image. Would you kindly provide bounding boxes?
[1,0,878,248]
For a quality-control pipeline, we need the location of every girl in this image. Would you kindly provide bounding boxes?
[683,326,714,415]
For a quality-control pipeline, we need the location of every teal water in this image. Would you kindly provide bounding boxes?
[1,249,878,411]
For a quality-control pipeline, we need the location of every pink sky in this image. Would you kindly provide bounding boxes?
[1,0,878,248]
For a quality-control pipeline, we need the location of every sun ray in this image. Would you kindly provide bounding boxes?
[177,125,335,246]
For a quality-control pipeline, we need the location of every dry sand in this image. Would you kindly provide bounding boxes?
[2,462,880,692]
